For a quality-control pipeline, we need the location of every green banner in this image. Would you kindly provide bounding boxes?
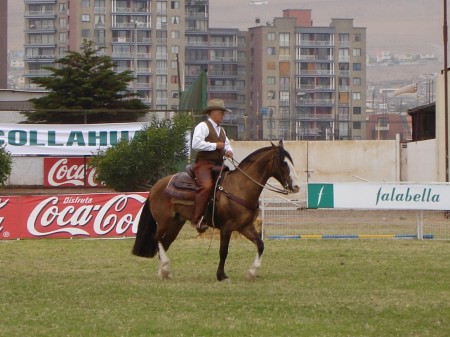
[307,183,335,208]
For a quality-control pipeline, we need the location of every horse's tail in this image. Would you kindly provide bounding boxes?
[132,198,159,258]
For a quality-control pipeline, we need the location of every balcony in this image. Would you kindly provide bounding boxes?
[25,11,56,18]
[26,24,56,32]
[296,113,334,121]
[210,56,237,62]
[24,54,56,61]
[24,69,53,77]
[298,40,334,47]
[25,0,56,3]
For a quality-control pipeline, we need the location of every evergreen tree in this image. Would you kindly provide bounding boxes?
[24,40,148,123]
[0,145,12,186]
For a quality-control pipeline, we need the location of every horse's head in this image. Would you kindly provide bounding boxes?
[270,140,300,194]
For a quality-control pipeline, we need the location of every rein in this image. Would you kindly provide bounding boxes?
[225,156,290,195]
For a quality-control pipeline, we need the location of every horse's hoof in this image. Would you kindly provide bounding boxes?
[246,270,257,282]
[158,269,172,280]
[217,274,229,282]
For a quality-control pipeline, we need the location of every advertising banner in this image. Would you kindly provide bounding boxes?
[308,183,450,210]
[44,157,102,187]
[0,192,148,240]
[0,123,147,155]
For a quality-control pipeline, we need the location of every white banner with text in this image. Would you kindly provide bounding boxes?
[0,123,148,155]
[308,183,450,210]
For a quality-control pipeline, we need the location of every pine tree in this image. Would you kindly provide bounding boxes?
[24,40,148,123]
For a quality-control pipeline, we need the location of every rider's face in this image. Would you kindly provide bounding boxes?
[209,109,225,124]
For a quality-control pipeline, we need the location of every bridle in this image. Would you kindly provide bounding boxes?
[225,152,291,195]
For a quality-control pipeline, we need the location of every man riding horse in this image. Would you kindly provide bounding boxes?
[191,99,233,233]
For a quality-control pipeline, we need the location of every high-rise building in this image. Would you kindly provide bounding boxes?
[23,3,365,140]
[247,10,366,140]
[24,0,186,110]
[0,0,7,89]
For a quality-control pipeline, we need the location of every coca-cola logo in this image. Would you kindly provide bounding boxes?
[45,158,101,187]
[27,194,147,237]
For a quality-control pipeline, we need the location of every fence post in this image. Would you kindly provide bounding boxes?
[416,210,424,239]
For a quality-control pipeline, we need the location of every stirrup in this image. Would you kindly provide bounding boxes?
[195,216,209,233]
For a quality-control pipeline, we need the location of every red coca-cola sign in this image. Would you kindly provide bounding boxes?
[0,192,148,240]
[44,157,101,187]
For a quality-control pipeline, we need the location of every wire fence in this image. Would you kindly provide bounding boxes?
[260,191,450,241]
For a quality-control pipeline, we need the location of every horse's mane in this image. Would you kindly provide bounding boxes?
[238,144,293,168]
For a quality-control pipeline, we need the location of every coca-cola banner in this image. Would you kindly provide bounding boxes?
[0,192,148,240]
[44,157,101,187]
[0,123,147,155]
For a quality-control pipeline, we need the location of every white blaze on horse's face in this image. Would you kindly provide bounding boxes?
[285,158,300,193]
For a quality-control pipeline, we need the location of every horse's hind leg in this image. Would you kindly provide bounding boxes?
[156,216,186,280]
[239,225,264,282]
[157,242,171,280]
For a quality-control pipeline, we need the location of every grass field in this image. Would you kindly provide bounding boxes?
[1,228,449,337]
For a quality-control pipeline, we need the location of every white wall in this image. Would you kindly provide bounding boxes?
[405,139,436,182]
[230,140,399,184]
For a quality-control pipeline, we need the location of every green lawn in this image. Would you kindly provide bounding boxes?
[1,229,449,337]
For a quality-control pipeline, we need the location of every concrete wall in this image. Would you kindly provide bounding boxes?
[230,140,399,184]
[404,139,437,182]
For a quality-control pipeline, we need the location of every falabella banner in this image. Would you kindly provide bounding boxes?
[0,192,148,240]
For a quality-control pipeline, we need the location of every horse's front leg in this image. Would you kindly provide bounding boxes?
[239,224,264,282]
[217,229,232,281]
[157,242,172,280]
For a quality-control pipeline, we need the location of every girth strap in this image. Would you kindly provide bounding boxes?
[217,185,259,211]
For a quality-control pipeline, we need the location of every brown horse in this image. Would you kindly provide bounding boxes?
[132,140,300,281]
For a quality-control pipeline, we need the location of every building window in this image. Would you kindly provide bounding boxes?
[352,92,361,100]
[354,33,361,42]
[267,47,276,55]
[267,76,276,85]
[171,16,180,24]
[267,62,276,70]
[353,77,361,86]
[267,32,275,41]
[353,48,361,57]
[81,14,90,22]
[59,18,66,28]
[59,3,66,13]
[81,29,91,38]
[353,121,361,129]
[171,30,180,39]
[171,45,179,54]
[82,0,90,8]
[353,63,361,71]
[171,1,180,9]
[353,107,361,115]
[170,76,178,84]
[279,33,290,47]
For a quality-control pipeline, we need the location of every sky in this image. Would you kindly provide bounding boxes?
[209,0,443,55]
[8,0,444,56]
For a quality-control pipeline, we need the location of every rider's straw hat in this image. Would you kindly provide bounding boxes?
[202,99,230,114]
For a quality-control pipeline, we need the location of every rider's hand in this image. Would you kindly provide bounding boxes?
[216,142,225,150]
[225,150,233,158]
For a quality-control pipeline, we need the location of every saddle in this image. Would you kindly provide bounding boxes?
[164,164,229,201]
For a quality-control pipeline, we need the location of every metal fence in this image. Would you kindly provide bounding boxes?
[260,190,450,241]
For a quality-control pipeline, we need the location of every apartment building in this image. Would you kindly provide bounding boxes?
[23,3,365,141]
[0,0,7,89]
[24,0,187,110]
[247,10,366,140]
